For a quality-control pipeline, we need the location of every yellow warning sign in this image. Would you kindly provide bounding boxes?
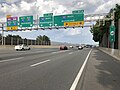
[7,27,11,30]
[11,26,18,30]
[6,15,11,19]
[7,26,18,30]
[64,21,84,27]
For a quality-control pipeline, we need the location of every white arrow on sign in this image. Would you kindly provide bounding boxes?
[110,31,115,36]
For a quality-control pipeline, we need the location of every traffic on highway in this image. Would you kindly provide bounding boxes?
[0,0,120,90]
[0,46,92,90]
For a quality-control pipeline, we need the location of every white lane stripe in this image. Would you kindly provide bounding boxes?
[30,59,51,67]
[27,51,44,54]
[52,52,58,54]
[52,50,70,54]
[52,51,63,54]
[0,57,24,63]
[34,51,44,53]
[69,49,92,90]
[69,52,73,54]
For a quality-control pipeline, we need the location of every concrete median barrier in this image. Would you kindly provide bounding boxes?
[0,45,15,50]
[30,45,59,49]
[0,45,60,50]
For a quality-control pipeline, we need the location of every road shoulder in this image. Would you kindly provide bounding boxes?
[99,47,120,61]
[76,48,120,90]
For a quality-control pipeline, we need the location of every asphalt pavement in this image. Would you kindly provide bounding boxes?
[1,47,119,90]
[0,47,91,90]
[76,48,120,90]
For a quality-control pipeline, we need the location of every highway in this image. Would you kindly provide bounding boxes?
[0,48,91,90]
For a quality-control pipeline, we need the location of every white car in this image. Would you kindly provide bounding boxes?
[78,46,83,50]
[15,44,30,51]
[69,46,73,48]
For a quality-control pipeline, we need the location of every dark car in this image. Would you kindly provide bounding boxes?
[86,45,93,48]
[60,45,68,50]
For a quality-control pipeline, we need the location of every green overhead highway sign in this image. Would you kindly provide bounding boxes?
[74,14,84,21]
[44,13,53,17]
[6,16,18,30]
[39,16,53,27]
[72,10,84,14]
[54,14,74,26]
[54,14,84,26]
[19,16,33,27]
[110,25,115,42]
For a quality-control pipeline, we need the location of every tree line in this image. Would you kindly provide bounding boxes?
[91,4,120,48]
[0,34,51,45]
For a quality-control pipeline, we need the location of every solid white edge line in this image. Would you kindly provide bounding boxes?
[69,52,73,54]
[52,50,70,54]
[0,57,24,63]
[30,59,51,67]
[69,49,92,90]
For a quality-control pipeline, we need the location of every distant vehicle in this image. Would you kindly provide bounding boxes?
[85,44,92,48]
[60,45,68,50]
[69,46,73,48]
[76,45,79,48]
[78,46,83,50]
[15,44,30,51]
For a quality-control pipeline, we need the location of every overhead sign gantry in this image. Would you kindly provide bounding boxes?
[3,10,109,31]
[5,9,84,31]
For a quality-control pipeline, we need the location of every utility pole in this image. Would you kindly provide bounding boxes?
[17,38,19,45]
[37,15,39,29]
[23,39,24,44]
[11,37,13,45]
[1,23,4,45]
[31,40,32,45]
[27,39,28,45]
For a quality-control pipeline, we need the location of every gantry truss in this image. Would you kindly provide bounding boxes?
[0,13,111,32]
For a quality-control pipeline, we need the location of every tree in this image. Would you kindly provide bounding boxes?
[91,4,120,44]
[36,35,51,45]
[36,35,42,41]
[5,34,22,45]
[114,4,120,21]
[43,35,50,42]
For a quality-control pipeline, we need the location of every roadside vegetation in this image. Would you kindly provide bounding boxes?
[0,34,51,45]
[91,4,120,48]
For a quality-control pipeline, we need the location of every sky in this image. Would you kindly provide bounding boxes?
[0,0,120,44]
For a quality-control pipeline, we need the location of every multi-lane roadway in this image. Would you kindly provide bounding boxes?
[0,48,91,90]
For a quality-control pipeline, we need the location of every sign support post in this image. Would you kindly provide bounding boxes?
[110,10,115,55]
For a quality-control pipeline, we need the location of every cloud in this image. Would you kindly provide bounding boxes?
[0,0,118,19]
[0,0,119,44]
[64,29,81,36]
[20,1,31,11]
[95,0,115,13]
